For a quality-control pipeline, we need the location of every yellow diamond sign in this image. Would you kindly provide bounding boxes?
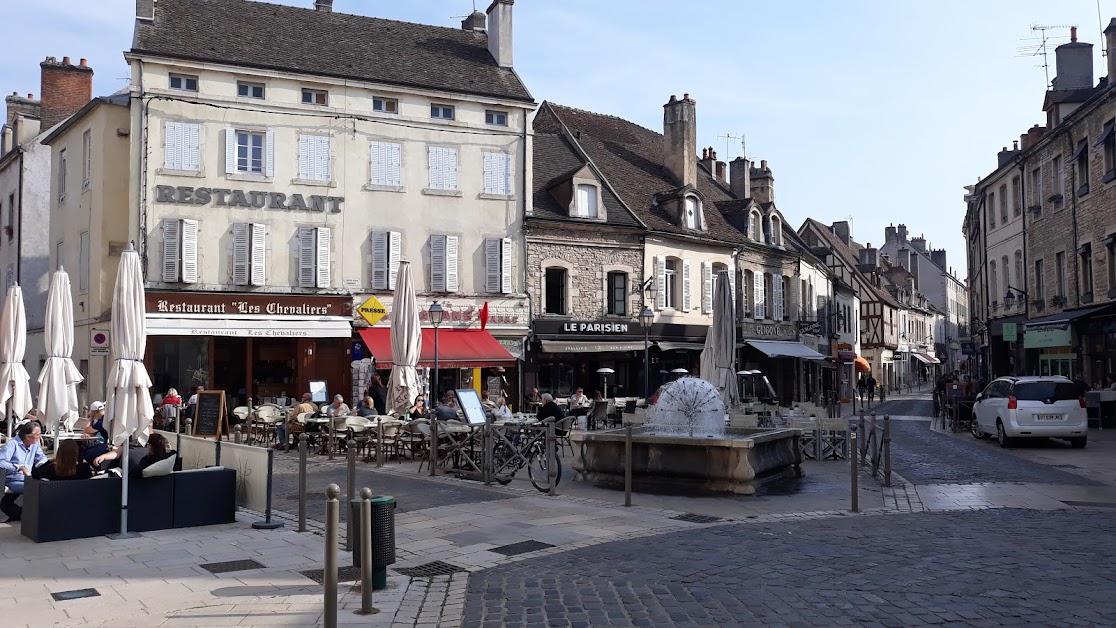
[357,295,388,326]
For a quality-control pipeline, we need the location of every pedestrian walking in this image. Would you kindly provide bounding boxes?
[866,374,877,405]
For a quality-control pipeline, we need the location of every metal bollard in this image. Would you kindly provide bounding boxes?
[355,487,378,616]
[546,421,556,496]
[377,420,384,468]
[850,427,859,512]
[252,448,284,529]
[184,418,192,436]
[624,424,632,507]
[234,424,242,444]
[346,439,357,551]
[298,433,309,533]
[323,484,340,628]
[883,415,892,488]
[429,418,438,477]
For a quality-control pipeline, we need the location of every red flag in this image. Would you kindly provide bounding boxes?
[480,302,489,330]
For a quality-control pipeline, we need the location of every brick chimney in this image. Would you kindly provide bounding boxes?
[699,146,715,176]
[749,159,775,204]
[1020,124,1047,149]
[1106,18,1116,82]
[39,56,93,130]
[461,9,486,31]
[1052,26,1093,91]
[5,92,40,127]
[662,93,697,189]
[729,156,750,198]
[486,0,514,68]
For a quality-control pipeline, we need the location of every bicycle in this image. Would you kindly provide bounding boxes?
[489,423,562,492]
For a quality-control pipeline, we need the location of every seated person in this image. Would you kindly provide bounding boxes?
[568,388,591,416]
[136,433,177,476]
[325,394,350,417]
[0,422,47,522]
[408,396,427,419]
[433,394,459,421]
[525,387,543,406]
[357,395,379,417]
[80,401,110,464]
[274,393,318,451]
[492,397,513,421]
[32,440,93,481]
[535,394,568,436]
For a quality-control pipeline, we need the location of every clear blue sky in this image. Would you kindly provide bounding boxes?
[3,0,1114,279]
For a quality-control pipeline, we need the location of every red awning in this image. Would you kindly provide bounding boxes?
[358,328,515,368]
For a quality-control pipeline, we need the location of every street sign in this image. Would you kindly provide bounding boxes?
[357,295,388,326]
[795,320,822,335]
[90,329,109,356]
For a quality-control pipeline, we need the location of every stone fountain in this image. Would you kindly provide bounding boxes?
[569,377,803,495]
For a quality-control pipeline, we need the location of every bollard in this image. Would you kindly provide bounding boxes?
[184,418,192,436]
[355,487,378,616]
[324,484,340,628]
[376,420,384,468]
[346,439,357,551]
[298,433,308,533]
[215,440,222,466]
[883,415,892,488]
[546,421,556,496]
[850,427,859,513]
[252,448,284,529]
[624,424,632,507]
[429,418,438,477]
[234,424,242,444]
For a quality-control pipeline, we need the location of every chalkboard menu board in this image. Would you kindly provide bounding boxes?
[192,390,227,440]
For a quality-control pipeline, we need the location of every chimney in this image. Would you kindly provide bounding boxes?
[749,159,774,204]
[486,0,514,68]
[910,236,926,253]
[39,56,93,130]
[729,156,750,198]
[662,93,697,189]
[1052,27,1094,91]
[897,223,907,242]
[1106,18,1116,81]
[699,146,715,176]
[136,0,154,21]
[997,145,1016,167]
[885,224,897,243]
[715,160,726,183]
[5,92,41,127]
[898,248,910,270]
[461,9,486,31]
[831,221,850,245]
[314,0,333,11]
[930,248,947,270]
[859,243,878,269]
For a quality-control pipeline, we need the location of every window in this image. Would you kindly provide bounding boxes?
[1034,258,1045,303]
[1107,236,1116,294]
[370,141,402,187]
[1053,155,1064,201]
[779,276,790,320]
[81,129,91,188]
[485,237,513,294]
[373,97,398,114]
[485,110,508,126]
[483,152,511,195]
[752,269,766,319]
[6,193,13,241]
[429,234,459,293]
[427,146,459,191]
[1080,243,1094,300]
[1030,166,1041,209]
[763,273,774,319]
[544,267,566,315]
[1014,250,1023,294]
[161,218,198,283]
[1056,251,1067,302]
[232,223,266,286]
[988,192,996,227]
[164,121,201,171]
[237,81,265,99]
[743,270,755,316]
[607,271,627,316]
[749,212,762,241]
[664,258,679,310]
[1075,138,1089,194]
[169,73,198,91]
[234,130,266,174]
[297,134,332,181]
[1001,255,1009,306]
[998,184,1007,223]
[990,260,998,307]
[770,216,782,246]
[78,231,89,291]
[575,184,598,218]
[58,148,67,202]
[1104,121,1116,179]
[297,226,331,288]
[682,197,702,229]
[371,231,401,290]
[301,88,328,106]
[1011,176,1021,217]
[56,240,63,271]
[430,104,454,120]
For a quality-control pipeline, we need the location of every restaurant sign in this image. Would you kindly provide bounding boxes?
[146,292,353,317]
[739,321,795,339]
[533,319,639,337]
[155,185,344,213]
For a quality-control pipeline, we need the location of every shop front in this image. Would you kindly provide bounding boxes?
[1023,304,1113,380]
[738,320,825,406]
[144,292,354,409]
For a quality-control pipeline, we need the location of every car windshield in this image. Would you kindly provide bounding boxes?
[1013,382,1078,402]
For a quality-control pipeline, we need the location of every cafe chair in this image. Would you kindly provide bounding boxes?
[396,420,426,460]
[367,421,400,463]
[344,417,371,457]
[588,402,609,431]
[414,421,454,473]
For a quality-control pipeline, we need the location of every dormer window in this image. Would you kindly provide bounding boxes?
[574,183,600,218]
[770,215,782,246]
[682,196,703,230]
[749,211,762,242]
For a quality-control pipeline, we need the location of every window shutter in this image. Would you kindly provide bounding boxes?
[388,231,401,290]
[754,271,764,319]
[181,219,199,284]
[430,235,446,292]
[250,223,266,286]
[298,227,316,288]
[164,121,181,170]
[445,235,459,292]
[184,123,201,171]
[371,141,400,187]
[371,231,388,290]
[319,135,331,181]
[728,269,736,317]
[483,153,497,195]
[370,142,383,185]
[773,275,784,320]
[298,134,312,180]
[388,142,401,187]
[232,223,250,286]
[444,148,459,190]
[484,238,500,292]
[501,236,513,294]
[264,130,275,177]
[682,259,692,312]
[428,146,443,189]
[162,218,180,282]
[655,255,666,310]
[315,227,331,288]
[224,127,236,175]
[503,153,512,197]
[701,261,713,314]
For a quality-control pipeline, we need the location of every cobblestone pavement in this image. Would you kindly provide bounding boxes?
[463,508,1116,627]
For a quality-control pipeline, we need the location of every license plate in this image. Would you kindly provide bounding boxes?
[1035,413,1063,421]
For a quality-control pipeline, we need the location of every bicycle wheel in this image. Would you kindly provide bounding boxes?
[489,443,515,485]
[527,448,562,492]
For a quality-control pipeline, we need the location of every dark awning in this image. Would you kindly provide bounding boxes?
[745,340,826,360]
[539,340,644,354]
[1096,122,1115,147]
[1023,304,1111,329]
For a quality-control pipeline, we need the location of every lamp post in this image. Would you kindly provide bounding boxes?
[639,306,654,400]
[428,301,443,477]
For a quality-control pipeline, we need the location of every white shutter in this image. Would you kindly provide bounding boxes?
[315,227,331,288]
[388,231,401,290]
[298,134,312,180]
[250,223,266,286]
[371,141,400,187]
[370,142,384,185]
[485,237,501,293]
[430,235,446,292]
[298,227,316,288]
[162,218,180,282]
[445,235,459,292]
[319,135,331,181]
[728,269,736,318]
[445,148,459,190]
[682,259,692,312]
[654,255,666,310]
[371,231,388,290]
[754,271,764,319]
[225,127,236,174]
[164,121,181,170]
[181,219,198,284]
[184,123,201,171]
[503,153,512,197]
[701,261,713,314]
[483,153,497,195]
[264,130,275,177]
[388,142,401,187]
[501,237,513,294]
[428,146,443,189]
[232,223,250,286]
[773,275,784,321]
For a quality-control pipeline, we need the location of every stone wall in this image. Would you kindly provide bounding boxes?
[526,226,643,320]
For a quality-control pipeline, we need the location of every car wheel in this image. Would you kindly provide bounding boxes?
[1069,436,1087,449]
[996,420,1013,448]
[970,418,988,439]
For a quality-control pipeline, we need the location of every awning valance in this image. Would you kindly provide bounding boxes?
[745,340,826,360]
[655,341,706,352]
[539,340,644,354]
[912,352,940,364]
[1023,304,1111,329]
[146,315,352,338]
[358,328,515,368]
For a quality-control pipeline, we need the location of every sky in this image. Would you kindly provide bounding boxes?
[3,0,1115,280]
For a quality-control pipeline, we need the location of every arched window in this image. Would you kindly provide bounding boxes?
[750,212,762,242]
[683,196,702,230]
[988,192,996,228]
[770,216,782,246]
[990,260,999,307]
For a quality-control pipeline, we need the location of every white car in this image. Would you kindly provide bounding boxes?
[971,375,1088,448]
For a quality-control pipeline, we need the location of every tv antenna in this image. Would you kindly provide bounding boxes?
[1017,24,1075,87]
[717,133,745,161]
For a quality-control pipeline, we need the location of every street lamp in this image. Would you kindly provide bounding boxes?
[639,305,654,400]
[428,300,444,477]
[1002,285,1027,310]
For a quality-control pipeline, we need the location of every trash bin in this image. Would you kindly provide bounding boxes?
[351,495,396,590]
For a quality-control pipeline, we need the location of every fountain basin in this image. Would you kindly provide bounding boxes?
[569,426,804,495]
